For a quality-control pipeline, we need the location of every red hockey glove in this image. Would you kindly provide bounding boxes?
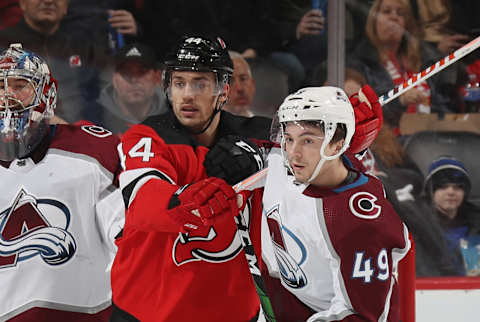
[167,177,239,232]
[348,84,383,154]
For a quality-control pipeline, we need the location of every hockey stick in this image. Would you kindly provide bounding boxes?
[233,168,275,322]
[379,35,480,105]
[236,37,480,188]
[237,39,480,188]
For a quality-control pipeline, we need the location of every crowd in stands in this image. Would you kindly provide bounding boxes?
[2,0,480,315]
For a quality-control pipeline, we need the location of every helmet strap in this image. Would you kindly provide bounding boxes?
[187,92,224,135]
[306,135,331,183]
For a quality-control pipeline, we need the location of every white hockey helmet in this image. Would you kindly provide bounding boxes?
[0,43,57,161]
[276,86,355,182]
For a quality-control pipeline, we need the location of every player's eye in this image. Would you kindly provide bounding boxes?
[194,81,208,91]
[12,84,27,91]
[173,80,185,88]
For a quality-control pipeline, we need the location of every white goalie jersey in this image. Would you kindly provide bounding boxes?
[0,125,124,321]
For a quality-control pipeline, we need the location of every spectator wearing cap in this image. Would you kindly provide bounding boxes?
[425,156,480,271]
[0,0,110,123]
[408,156,480,277]
[392,156,480,277]
[424,156,473,222]
[85,42,168,134]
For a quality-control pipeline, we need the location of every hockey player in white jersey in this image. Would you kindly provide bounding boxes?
[0,44,124,321]
[260,87,411,321]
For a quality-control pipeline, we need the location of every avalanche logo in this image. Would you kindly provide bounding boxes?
[172,202,252,266]
[349,191,382,220]
[266,205,307,289]
[0,189,76,269]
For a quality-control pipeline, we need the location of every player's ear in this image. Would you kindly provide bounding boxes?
[331,139,345,156]
[218,83,229,104]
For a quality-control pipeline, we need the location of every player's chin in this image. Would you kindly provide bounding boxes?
[293,170,308,183]
[178,117,207,132]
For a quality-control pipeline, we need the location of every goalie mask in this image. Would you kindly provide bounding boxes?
[0,43,57,161]
[275,86,355,183]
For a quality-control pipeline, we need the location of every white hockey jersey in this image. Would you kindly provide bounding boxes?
[0,125,124,321]
[261,148,410,322]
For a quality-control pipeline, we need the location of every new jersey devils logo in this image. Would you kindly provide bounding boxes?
[0,189,76,269]
[172,203,252,266]
[349,191,382,220]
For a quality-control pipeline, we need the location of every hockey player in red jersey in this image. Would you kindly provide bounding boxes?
[0,44,124,321]
[110,35,271,322]
[260,86,411,321]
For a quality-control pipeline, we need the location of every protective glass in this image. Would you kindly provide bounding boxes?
[168,73,222,97]
[281,121,325,149]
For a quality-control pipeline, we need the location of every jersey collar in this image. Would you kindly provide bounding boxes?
[0,125,56,169]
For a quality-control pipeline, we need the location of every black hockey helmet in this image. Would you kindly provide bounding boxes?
[163,35,234,91]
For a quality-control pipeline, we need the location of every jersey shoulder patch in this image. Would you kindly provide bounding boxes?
[49,124,120,175]
[340,175,389,221]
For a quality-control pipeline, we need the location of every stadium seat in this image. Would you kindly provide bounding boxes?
[403,131,480,206]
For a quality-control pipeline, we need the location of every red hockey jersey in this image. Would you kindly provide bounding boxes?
[111,112,271,322]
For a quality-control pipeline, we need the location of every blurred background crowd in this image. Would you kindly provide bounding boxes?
[2,0,480,278]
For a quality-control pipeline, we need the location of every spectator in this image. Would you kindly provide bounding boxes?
[139,1,276,61]
[347,0,461,128]
[269,0,327,90]
[62,1,140,54]
[412,0,480,55]
[408,0,480,113]
[0,0,108,123]
[422,156,480,275]
[224,51,256,117]
[0,44,124,320]
[110,35,272,322]
[86,42,168,135]
[395,156,480,277]
[137,1,290,118]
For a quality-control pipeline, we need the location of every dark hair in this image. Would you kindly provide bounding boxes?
[288,120,347,144]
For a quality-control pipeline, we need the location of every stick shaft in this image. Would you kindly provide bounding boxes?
[233,168,275,321]
[236,39,480,188]
[379,35,480,106]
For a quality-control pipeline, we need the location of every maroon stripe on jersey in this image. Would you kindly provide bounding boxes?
[50,124,120,176]
[7,306,112,322]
